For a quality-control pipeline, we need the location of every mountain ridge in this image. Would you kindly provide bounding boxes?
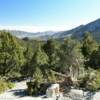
[1,18,100,41]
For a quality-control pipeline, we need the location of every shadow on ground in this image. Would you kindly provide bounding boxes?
[85,92,95,100]
[8,89,27,98]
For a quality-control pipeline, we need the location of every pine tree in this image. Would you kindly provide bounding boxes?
[0,31,25,76]
[81,32,98,58]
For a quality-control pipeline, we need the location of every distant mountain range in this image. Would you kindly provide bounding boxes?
[8,30,56,39]
[52,18,100,41]
[2,18,100,41]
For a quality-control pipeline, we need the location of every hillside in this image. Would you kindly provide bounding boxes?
[8,30,56,40]
[52,18,100,42]
[71,18,100,41]
[1,18,100,42]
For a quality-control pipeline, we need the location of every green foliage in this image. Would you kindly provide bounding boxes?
[27,82,34,96]
[6,82,15,89]
[87,48,100,69]
[27,67,43,95]
[43,39,60,69]
[32,46,48,66]
[0,30,100,93]
[87,71,100,91]
[81,32,98,58]
[0,31,25,76]
[0,80,7,93]
[0,80,14,93]
[29,45,48,76]
[21,46,34,76]
[79,70,100,91]
[33,67,43,84]
[58,37,84,80]
[46,70,56,83]
[24,46,33,62]
[27,81,50,96]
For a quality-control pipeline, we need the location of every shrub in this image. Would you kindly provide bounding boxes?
[0,80,7,93]
[87,71,100,91]
[0,80,14,93]
[27,81,50,96]
[27,81,42,95]
[47,70,56,83]
[79,70,100,91]
[7,82,15,89]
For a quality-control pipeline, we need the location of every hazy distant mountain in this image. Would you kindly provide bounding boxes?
[52,25,84,39]
[3,18,100,41]
[71,18,100,41]
[8,30,56,40]
[52,18,100,42]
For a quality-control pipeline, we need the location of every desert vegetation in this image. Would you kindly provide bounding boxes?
[0,31,100,94]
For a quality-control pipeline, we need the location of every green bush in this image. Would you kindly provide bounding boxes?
[0,80,7,93]
[47,70,56,83]
[79,70,100,91]
[27,81,50,96]
[27,81,41,95]
[0,80,14,93]
[7,82,15,89]
[87,71,100,91]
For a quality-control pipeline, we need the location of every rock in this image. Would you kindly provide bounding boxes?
[92,92,100,100]
[64,89,84,100]
[46,84,60,98]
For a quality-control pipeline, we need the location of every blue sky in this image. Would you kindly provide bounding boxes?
[0,0,100,32]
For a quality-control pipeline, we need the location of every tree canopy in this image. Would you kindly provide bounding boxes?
[0,31,25,76]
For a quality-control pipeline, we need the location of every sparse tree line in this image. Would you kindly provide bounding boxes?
[0,31,100,93]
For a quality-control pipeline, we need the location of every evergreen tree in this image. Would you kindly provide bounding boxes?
[43,39,60,70]
[59,38,84,80]
[87,47,100,69]
[33,67,43,84]
[30,45,48,77]
[0,31,25,76]
[81,32,98,58]
[21,46,33,76]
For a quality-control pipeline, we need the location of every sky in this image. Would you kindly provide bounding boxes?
[0,0,100,32]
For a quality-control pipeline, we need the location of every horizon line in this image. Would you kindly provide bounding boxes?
[0,18,99,33]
